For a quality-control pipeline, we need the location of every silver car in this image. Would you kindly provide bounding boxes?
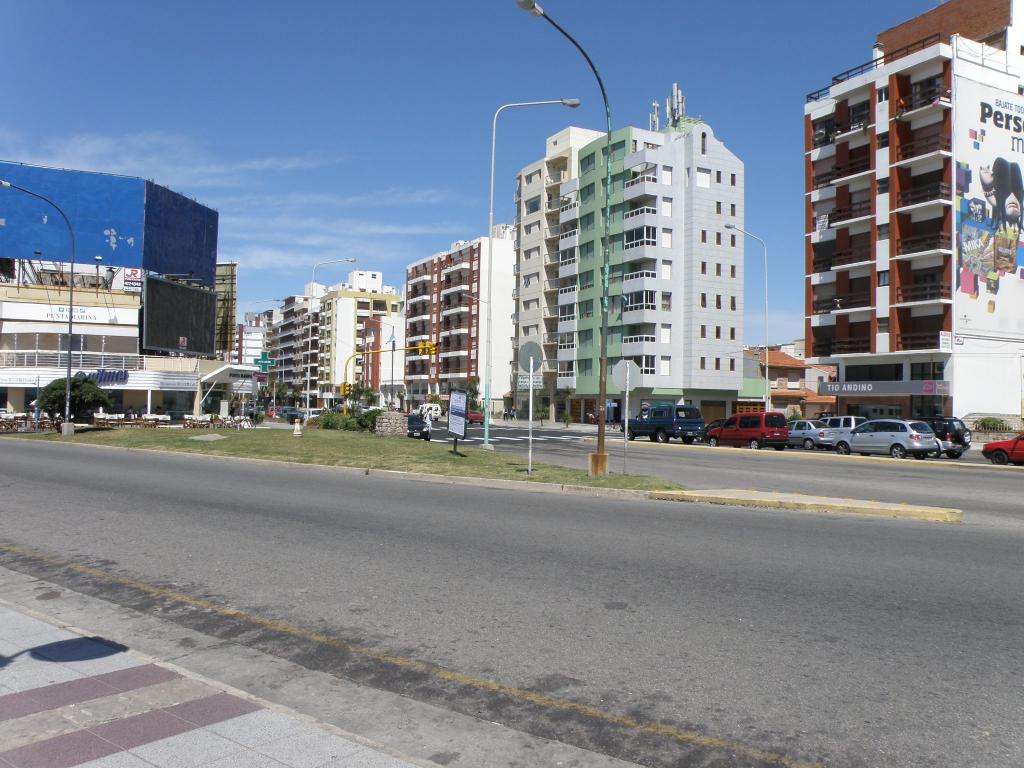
[787,419,840,450]
[839,419,940,459]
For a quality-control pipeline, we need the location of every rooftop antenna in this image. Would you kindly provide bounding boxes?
[650,100,660,131]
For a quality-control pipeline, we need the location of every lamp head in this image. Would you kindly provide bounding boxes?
[94,255,103,263]
[724,223,737,230]
[561,98,582,108]
[516,0,544,15]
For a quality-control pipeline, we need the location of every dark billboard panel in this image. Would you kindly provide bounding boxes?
[142,276,216,356]
[0,161,145,268]
[143,182,218,288]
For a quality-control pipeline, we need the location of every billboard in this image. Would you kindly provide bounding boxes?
[0,161,144,268]
[953,77,1024,337]
[142,275,216,356]
[143,181,218,288]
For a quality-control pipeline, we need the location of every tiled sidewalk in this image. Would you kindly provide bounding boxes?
[0,604,419,768]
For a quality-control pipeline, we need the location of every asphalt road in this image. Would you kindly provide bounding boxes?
[1,438,1022,767]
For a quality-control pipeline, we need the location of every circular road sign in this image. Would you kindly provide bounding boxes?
[611,359,641,392]
[518,341,544,372]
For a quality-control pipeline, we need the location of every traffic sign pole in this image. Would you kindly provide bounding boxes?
[623,362,629,474]
[528,356,534,475]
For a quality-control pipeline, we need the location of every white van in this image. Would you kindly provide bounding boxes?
[419,403,442,419]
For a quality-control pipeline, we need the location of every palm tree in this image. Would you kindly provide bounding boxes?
[556,387,575,427]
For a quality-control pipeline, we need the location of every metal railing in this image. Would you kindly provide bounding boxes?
[895,233,952,255]
[896,183,951,209]
[813,292,871,313]
[897,331,943,350]
[895,135,951,161]
[622,335,656,345]
[0,350,199,372]
[832,156,871,179]
[623,206,657,221]
[828,201,872,225]
[558,228,577,241]
[832,337,871,354]
[832,247,872,266]
[896,282,951,303]
[624,174,657,189]
[623,270,658,282]
[806,33,942,102]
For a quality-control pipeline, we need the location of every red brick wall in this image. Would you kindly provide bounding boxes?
[876,0,1009,52]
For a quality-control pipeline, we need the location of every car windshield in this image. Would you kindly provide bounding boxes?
[909,421,933,433]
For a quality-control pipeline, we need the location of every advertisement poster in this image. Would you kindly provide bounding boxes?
[448,389,467,439]
[954,77,1024,337]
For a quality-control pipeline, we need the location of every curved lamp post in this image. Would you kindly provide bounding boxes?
[516,0,613,476]
[725,223,771,411]
[482,97,581,451]
[0,179,77,434]
[306,258,356,417]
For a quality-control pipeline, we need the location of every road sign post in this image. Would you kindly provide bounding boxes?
[612,360,641,475]
[448,389,467,455]
[517,341,544,476]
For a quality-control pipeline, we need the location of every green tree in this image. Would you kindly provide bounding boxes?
[350,382,376,405]
[556,387,575,427]
[466,377,481,410]
[38,377,110,419]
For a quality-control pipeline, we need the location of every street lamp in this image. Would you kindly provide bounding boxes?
[516,0,613,477]
[482,97,581,451]
[725,223,771,412]
[305,258,356,417]
[0,179,77,434]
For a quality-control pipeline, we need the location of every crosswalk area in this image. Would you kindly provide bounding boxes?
[439,426,591,445]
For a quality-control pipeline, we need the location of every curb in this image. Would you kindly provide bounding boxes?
[647,490,962,524]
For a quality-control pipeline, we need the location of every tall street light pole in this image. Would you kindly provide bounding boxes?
[725,223,771,411]
[1,179,77,434]
[516,0,613,476]
[482,97,581,451]
[306,258,355,417]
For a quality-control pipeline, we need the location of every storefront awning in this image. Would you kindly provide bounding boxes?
[199,364,260,386]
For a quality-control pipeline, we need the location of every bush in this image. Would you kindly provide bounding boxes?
[309,410,378,432]
[975,416,1010,431]
[253,412,265,425]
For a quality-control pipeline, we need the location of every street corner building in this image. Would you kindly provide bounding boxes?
[0,161,256,419]
[513,85,745,424]
[804,0,1024,425]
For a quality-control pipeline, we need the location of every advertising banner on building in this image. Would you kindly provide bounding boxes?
[954,77,1024,338]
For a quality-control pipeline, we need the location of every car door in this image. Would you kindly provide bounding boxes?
[1011,434,1024,463]
[875,420,902,453]
[737,415,760,445]
[850,422,874,453]
[720,415,739,445]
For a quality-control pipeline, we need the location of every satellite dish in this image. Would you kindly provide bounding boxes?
[518,341,544,372]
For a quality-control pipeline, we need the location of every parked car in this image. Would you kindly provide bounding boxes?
[407,412,431,440]
[916,416,972,458]
[981,433,1024,465]
[419,403,443,420]
[706,412,788,450]
[276,406,301,424]
[787,419,840,450]
[840,419,939,459]
[819,415,868,449]
[627,405,705,444]
[701,418,725,441]
[467,410,485,424]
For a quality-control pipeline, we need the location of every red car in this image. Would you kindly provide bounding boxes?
[467,410,485,425]
[706,412,789,450]
[981,433,1024,465]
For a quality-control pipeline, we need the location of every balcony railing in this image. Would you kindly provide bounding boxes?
[812,255,833,272]
[623,206,657,221]
[897,331,943,351]
[834,115,870,134]
[895,183,951,209]
[624,174,657,189]
[895,135,951,161]
[832,337,871,354]
[811,340,834,356]
[622,335,657,345]
[558,228,578,241]
[558,285,578,296]
[560,200,579,215]
[623,270,658,282]
[832,247,872,266]
[813,292,871,313]
[0,350,199,372]
[832,157,871,179]
[806,33,942,102]
[895,282,951,303]
[895,233,952,255]
[828,201,872,225]
[905,84,948,112]
[813,169,836,189]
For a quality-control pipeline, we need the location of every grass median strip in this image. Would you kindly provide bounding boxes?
[14,428,682,492]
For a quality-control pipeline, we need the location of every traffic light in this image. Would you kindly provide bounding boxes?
[416,341,437,356]
[339,383,351,397]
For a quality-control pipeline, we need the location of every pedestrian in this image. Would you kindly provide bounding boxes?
[424,409,433,441]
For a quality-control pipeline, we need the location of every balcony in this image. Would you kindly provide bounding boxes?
[894,282,951,304]
[559,200,579,224]
[556,374,576,388]
[544,225,563,241]
[546,171,566,187]
[830,157,871,183]
[894,183,951,211]
[896,85,951,121]
[813,169,836,189]
[828,201,872,226]
[438,325,469,338]
[406,293,431,306]
[812,254,833,272]
[813,292,870,314]
[407,272,432,285]
[894,135,951,163]
[623,206,658,225]
[441,258,475,275]
[805,33,942,103]
[893,233,952,259]
[896,331,943,351]
[440,282,470,295]
[833,115,871,141]
[557,285,578,304]
[832,337,871,354]
[440,302,471,317]
[623,269,658,285]
[623,174,659,200]
[558,228,578,248]
[831,246,872,267]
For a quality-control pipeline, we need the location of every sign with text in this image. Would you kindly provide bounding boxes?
[448,389,467,439]
[517,373,543,390]
[818,380,952,396]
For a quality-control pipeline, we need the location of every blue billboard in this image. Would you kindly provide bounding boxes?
[0,161,144,269]
[0,161,218,286]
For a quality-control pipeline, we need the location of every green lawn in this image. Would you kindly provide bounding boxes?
[16,428,681,491]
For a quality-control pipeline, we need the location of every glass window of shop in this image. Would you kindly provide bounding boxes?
[162,391,195,420]
[910,362,945,380]
[0,387,8,411]
[910,396,944,418]
[845,364,902,382]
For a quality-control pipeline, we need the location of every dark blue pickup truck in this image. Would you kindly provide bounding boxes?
[627,405,705,444]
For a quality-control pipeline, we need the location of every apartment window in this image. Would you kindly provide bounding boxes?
[730,203,736,216]
[877,316,890,333]
[701,132,707,154]
[578,358,593,376]
[701,230,708,243]
[877,270,890,286]
[700,357,706,370]
[700,325,707,338]
[579,328,594,347]
[730,173,736,186]
[661,324,671,343]
[715,326,721,339]
[877,131,889,148]
[730,295,737,310]
[716,170,722,183]
[661,166,673,185]
[661,260,672,280]
[579,299,594,319]
[701,261,707,274]
[661,292,672,311]
[878,177,890,194]
[696,167,710,188]
[716,231,722,245]
[877,85,889,102]
[715,263,722,276]
[714,358,721,370]
[662,197,673,216]
[716,201,722,214]
[877,223,890,239]
[730,264,737,278]
[715,294,722,309]
[729,358,736,372]
[700,293,707,308]
[911,361,944,380]
[525,196,541,214]
[660,356,671,375]
[730,327,736,340]
[580,153,596,174]
[730,234,736,247]
[661,228,673,248]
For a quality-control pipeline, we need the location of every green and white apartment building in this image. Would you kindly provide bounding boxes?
[514,93,746,423]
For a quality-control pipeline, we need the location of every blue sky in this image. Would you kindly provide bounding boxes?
[2,0,941,344]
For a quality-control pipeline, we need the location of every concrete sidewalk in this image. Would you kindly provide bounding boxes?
[0,602,420,768]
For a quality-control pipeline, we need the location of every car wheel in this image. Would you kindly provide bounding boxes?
[803,438,815,450]
[991,450,1009,466]
[749,439,762,450]
[682,437,694,445]
[945,450,962,459]
[889,444,907,459]
[835,442,851,456]
[654,429,668,444]
[627,429,636,441]
[774,445,786,451]
[913,453,927,460]
[708,436,719,447]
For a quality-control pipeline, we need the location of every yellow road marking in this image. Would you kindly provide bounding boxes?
[0,542,819,768]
